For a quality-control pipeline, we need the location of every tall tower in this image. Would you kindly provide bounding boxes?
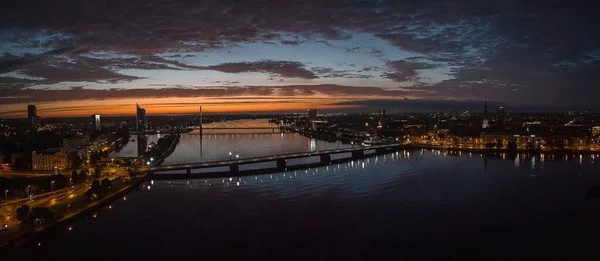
[497,107,506,124]
[91,114,101,131]
[27,104,38,129]
[136,103,147,133]
[199,106,203,135]
[482,98,489,129]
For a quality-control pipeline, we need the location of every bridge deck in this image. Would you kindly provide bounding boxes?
[194,127,280,129]
[151,143,405,172]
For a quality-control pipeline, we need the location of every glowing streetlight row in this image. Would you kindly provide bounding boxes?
[228,152,240,162]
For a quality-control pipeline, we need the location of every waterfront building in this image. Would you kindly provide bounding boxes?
[480,132,511,147]
[63,134,90,148]
[136,103,148,133]
[512,134,540,150]
[32,147,77,171]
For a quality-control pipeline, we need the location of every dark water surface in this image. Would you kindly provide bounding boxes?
[111,133,349,164]
[7,151,600,260]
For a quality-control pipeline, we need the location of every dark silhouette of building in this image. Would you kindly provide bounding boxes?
[308,109,317,120]
[496,107,506,124]
[137,135,148,157]
[27,104,38,129]
[136,103,147,133]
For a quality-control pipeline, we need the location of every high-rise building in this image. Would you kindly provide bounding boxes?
[137,135,148,156]
[136,103,148,133]
[378,109,387,129]
[482,98,489,129]
[92,114,101,130]
[27,104,38,129]
[496,107,506,124]
[308,109,317,120]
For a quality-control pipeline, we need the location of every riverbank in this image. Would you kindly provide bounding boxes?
[408,144,600,155]
[148,134,180,166]
[0,176,145,249]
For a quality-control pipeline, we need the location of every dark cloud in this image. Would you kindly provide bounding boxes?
[311,67,374,79]
[332,99,551,113]
[383,60,435,82]
[0,0,599,107]
[206,60,317,79]
[0,85,410,105]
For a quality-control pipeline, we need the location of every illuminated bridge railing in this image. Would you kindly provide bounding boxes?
[149,143,407,175]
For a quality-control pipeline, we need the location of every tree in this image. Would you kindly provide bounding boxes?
[72,156,83,169]
[485,143,495,149]
[90,151,102,165]
[496,140,503,149]
[31,207,54,226]
[128,168,136,179]
[79,169,88,183]
[94,165,103,178]
[16,205,32,225]
[91,180,101,196]
[101,178,111,193]
[71,170,79,184]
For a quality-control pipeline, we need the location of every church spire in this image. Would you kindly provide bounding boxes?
[484,97,488,116]
[482,97,490,129]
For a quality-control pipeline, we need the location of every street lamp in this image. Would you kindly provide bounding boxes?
[229,152,232,160]
[236,154,239,163]
[51,181,55,192]
[4,190,8,201]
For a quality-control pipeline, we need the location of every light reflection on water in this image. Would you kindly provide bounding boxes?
[15,149,600,260]
[111,133,349,164]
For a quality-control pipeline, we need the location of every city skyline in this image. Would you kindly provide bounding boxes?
[1,0,599,117]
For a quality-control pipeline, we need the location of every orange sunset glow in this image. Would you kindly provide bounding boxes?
[0,95,370,118]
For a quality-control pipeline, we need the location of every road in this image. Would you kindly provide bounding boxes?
[0,171,54,178]
[0,173,125,241]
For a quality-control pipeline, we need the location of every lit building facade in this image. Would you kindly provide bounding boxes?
[593,126,600,136]
[63,135,90,148]
[32,148,77,171]
[482,99,489,129]
[92,114,101,130]
[480,133,511,146]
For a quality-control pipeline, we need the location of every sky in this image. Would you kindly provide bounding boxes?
[0,0,599,117]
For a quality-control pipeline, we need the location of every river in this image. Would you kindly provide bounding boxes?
[111,133,349,164]
[7,147,600,259]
